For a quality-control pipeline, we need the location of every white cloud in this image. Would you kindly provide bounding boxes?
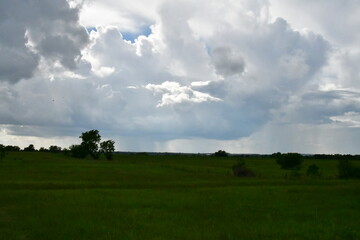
[330,112,360,128]
[1,0,360,153]
[145,81,222,107]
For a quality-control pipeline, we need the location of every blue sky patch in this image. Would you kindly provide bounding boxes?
[86,27,97,33]
[121,26,152,43]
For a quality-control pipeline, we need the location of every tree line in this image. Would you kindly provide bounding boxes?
[0,130,115,161]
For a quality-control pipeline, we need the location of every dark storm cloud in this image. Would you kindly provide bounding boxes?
[211,47,245,77]
[0,0,89,83]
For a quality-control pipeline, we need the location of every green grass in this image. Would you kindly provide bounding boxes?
[0,152,359,239]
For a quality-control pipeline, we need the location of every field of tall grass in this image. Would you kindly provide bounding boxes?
[0,152,359,239]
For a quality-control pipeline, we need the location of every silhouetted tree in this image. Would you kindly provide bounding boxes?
[0,144,5,161]
[214,150,229,157]
[80,130,101,159]
[272,152,282,158]
[24,144,35,152]
[49,145,62,153]
[5,145,20,152]
[100,140,115,160]
[39,147,48,152]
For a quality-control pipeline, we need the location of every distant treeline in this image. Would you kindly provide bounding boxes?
[2,144,360,161]
[308,154,360,160]
[0,144,63,153]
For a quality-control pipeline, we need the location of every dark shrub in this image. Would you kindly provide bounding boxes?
[287,169,302,179]
[306,164,321,177]
[232,160,255,177]
[276,153,303,170]
[338,159,360,179]
[214,150,228,157]
[69,144,87,158]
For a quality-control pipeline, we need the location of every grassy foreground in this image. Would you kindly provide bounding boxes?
[0,152,359,240]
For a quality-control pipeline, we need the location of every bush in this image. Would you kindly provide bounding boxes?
[306,164,321,177]
[338,159,360,179]
[276,153,303,170]
[214,150,228,157]
[69,144,87,158]
[232,160,255,177]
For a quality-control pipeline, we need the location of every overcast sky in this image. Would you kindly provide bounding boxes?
[1,0,360,154]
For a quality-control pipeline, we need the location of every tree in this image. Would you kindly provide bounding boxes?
[5,145,20,152]
[100,140,115,160]
[49,145,62,153]
[276,153,303,170]
[80,130,101,159]
[69,144,87,158]
[214,150,229,157]
[39,147,48,152]
[0,144,5,161]
[24,144,35,152]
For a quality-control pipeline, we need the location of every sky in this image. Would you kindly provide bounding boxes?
[1,0,360,154]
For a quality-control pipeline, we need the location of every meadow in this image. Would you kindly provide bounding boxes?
[0,152,359,240]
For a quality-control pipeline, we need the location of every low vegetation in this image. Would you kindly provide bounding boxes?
[338,159,360,179]
[275,152,303,170]
[0,138,360,239]
[0,151,359,239]
[306,163,322,177]
[231,159,255,177]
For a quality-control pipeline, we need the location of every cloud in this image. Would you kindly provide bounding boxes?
[273,88,360,126]
[1,0,360,153]
[79,0,162,32]
[270,0,360,47]
[330,112,360,128]
[0,0,89,83]
[211,47,245,77]
[145,81,222,107]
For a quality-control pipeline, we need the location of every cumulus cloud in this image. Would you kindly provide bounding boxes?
[145,81,222,107]
[270,0,360,47]
[0,0,89,83]
[211,47,245,77]
[1,0,360,153]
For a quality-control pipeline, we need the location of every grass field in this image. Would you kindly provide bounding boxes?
[0,152,359,239]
